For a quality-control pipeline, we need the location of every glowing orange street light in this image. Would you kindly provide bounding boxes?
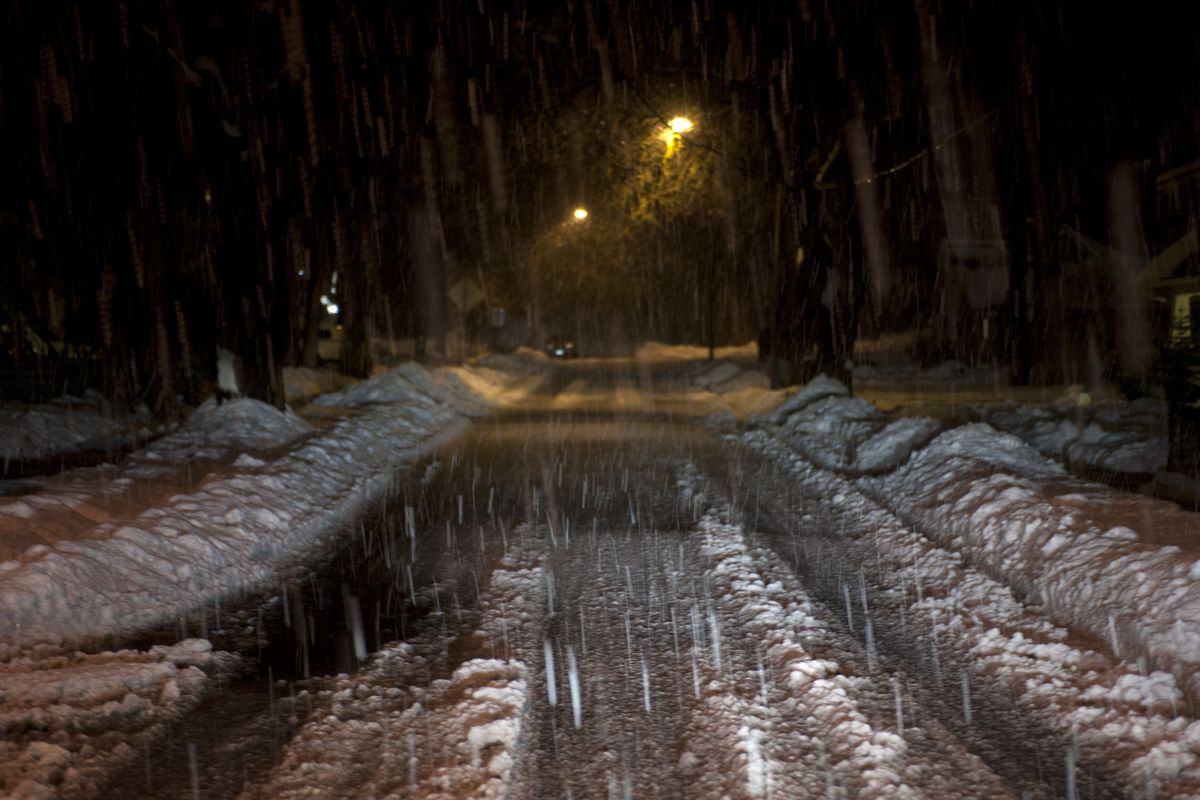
[669,116,694,134]
[572,207,589,221]
[660,116,695,151]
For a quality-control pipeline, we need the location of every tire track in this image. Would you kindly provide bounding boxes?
[684,467,1018,799]
[244,529,546,799]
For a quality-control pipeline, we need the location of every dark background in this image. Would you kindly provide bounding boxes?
[2,0,1198,411]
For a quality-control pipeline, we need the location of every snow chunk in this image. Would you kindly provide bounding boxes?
[314,364,435,408]
[854,416,941,473]
[767,374,850,425]
[145,398,311,460]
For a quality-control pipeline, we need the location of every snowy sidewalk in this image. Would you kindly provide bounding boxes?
[0,354,551,651]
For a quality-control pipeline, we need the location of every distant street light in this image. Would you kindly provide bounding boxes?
[573,207,589,221]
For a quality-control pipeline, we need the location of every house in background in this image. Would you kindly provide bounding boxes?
[1149,160,1200,343]
[1051,159,1199,381]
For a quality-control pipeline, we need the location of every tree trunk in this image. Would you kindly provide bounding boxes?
[340,238,374,379]
[1164,343,1200,478]
[1167,402,1200,478]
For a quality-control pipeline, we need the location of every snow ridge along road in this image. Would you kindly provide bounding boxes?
[0,358,548,649]
[755,376,1200,707]
[0,357,550,799]
[736,390,1200,798]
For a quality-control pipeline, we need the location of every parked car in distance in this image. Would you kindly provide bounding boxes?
[545,340,578,359]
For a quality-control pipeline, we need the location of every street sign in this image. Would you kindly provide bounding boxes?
[447,279,485,312]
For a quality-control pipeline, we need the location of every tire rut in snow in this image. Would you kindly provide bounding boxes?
[508,524,701,799]
[508,458,1018,800]
[682,469,1019,799]
[242,529,546,799]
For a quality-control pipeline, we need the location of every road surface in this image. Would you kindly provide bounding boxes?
[104,361,1124,799]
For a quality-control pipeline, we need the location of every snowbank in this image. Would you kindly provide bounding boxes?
[0,399,317,564]
[314,354,550,413]
[313,362,455,408]
[975,394,1168,476]
[751,375,1200,704]
[0,360,545,649]
[763,373,851,425]
[862,424,1200,699]
[0,395,140,463]
[0,355,534,468]
[0,403,461,647]
[758,374,942,473]
[847,355,1169,478]
[132,397,313,466]
[472,347,554,377]
[734,428,1200,798]
[0,639,238,799]
[282,366,358,405]
[642,352,788,420]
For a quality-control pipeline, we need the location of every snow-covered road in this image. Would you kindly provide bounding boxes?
[236,408,1048,799]
[4,358,1199,798]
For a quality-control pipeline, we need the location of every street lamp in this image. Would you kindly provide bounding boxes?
[660,116,695,151]
[572,207,589,221]
[669,117,694,134]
